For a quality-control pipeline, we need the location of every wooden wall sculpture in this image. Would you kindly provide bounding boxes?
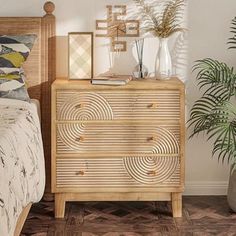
[96,5,139,52]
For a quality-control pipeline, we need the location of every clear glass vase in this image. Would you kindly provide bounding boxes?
[133,64,148,79]
[156,37,172,80]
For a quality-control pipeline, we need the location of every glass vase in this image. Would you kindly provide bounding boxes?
[156,37,172,80]
[133,64,148,79]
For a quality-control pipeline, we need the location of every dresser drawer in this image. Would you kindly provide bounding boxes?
[56,123,180,154]
[56,156,181,189]
[56,90,180,121]
[52,78,185,218]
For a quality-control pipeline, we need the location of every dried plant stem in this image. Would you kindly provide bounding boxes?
[133,0,185,38]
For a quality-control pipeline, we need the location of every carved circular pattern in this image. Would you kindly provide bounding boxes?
[124,156,179,184]
[59,92,113,120]
[58,123,86,151]
[124,127,179,184]
[151,127,179,154]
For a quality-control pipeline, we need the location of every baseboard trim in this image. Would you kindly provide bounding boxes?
[184,181,228,195]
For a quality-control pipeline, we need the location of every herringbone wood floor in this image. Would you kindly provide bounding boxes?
[21,196,236,236]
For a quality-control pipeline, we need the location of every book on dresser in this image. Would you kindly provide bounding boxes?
[51,77,185,219]
[91,74,132,85]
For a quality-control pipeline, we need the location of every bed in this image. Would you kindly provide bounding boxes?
[0,2,56,236]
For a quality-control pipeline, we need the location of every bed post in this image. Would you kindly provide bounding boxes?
[41,1,56,201]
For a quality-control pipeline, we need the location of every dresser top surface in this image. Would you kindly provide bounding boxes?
[52,77,185,90]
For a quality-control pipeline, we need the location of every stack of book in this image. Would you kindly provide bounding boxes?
[91,74,132,86]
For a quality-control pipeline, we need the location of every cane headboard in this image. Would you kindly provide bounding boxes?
[0,1,56,198]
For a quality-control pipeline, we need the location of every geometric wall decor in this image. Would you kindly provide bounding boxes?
[96,5,139,52]
[68,32,93,79]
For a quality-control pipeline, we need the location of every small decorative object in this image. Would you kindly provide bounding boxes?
[68,32,93,79]
[188,16,236,212]
[96,5,139,52]
[133,38,148,79]
[133,0,185,79]
[91,74,132,86]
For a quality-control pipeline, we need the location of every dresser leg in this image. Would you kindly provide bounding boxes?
[171,192,182,217]
[55,193,66,218]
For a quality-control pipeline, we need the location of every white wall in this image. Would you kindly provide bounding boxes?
[0,0,187,79]
[1,0,235,195]
[186,0,236,195]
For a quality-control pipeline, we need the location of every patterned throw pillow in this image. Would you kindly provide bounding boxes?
[0,34,37,101]
[0,71,29,101]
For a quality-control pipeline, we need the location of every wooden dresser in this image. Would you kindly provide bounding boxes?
[51,77,185,218]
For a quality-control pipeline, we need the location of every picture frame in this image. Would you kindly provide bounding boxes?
[68,32,93,79]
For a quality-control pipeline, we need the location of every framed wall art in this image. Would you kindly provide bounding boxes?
[68,32,93,79]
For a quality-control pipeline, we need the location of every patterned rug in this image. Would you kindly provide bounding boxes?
[21,196,236,236]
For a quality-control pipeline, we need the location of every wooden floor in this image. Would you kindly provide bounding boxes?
[21,196,236,236]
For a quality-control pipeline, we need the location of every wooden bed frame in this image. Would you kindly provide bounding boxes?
[0,2,56,235]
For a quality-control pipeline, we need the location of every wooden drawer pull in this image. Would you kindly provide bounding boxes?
[74,104,84,109]
[75,170,85,176]
[147,103,158,109]
[147,136,156,142]
[147,170,157,176]
[75,136,84,142]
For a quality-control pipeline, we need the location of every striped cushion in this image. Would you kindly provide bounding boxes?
[0,34,37,101]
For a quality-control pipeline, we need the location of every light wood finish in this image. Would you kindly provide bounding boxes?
[55,192,172,219]
[171,192,182,217]
[40,2,56,200]
[55,192,172,218]
[56,90,180,120]
[56,123,180,153]
[51,78,185,218]
[55,192,171,202]
[0,1,56,234]
[55,193,66,218]
[56,156,180,189]
[14,203,32,236]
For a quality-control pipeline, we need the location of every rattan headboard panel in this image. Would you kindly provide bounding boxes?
[0,18,42,100]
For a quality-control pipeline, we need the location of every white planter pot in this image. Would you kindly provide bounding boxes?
[227,168,236,212]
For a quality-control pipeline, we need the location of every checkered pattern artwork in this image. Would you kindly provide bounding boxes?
[69,33,93,79]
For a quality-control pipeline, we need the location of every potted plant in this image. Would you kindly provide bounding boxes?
[133,0,186,79]
[188,17,236,211]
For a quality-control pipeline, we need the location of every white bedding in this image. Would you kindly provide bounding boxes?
[30,99,41,121]
[0,98,45,236]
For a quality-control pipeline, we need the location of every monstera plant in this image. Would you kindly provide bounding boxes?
[188,16,236,211]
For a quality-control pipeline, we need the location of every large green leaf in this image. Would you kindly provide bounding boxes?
[189,56,236,165]
[193,58,236,100]
[188,95,225,137]
[228,17,236,49]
